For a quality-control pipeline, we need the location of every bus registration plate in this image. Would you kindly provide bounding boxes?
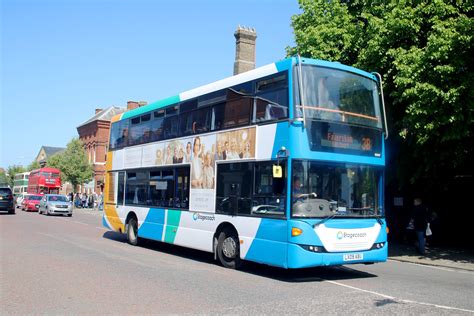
[343,253,363,261]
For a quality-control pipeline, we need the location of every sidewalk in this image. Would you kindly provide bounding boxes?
[73,206,103,216]
[389,242,474,271]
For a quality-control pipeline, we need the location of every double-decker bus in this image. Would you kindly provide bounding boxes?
[103,57,388,269]
[13,172,30,196]
[27,167,61,194]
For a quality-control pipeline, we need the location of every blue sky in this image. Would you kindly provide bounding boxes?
[1,0,300,168]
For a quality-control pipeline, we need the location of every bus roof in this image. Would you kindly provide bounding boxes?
[111,57,377,123]
[15,172,31,176]
[30,167,61,173]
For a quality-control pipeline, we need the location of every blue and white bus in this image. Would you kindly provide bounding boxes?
[103,57,388,269]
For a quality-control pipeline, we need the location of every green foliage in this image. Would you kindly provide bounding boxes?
[288,0,473,190]
[0,170,9,186]
[287,0,363,64]
[51,138,93,192]
[6,165,26,187]
[27,160,40,171]
[47,153,63,170]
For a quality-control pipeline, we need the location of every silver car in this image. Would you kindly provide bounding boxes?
[39,194,73,217]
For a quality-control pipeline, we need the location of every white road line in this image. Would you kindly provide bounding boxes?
[72,220,88,226]
[95,226,108,231]
[388,259,473,274]
[324,279,474,313]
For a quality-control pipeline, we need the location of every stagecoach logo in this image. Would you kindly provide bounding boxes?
[337,231,367,240]
[192,212,215,222]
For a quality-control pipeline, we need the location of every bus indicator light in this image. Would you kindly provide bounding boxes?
[291,227,303,237]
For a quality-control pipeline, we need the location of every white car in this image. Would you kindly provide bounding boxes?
[15,193,30,208]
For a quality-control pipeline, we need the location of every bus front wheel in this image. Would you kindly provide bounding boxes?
[126,217,140,246]
[217,229,242,269]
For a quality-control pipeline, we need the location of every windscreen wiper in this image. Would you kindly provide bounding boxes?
[314,213,338,228]
[374,214,383,226]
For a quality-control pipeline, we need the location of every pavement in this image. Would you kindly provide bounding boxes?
[73,207,474,272]
[388,241,474,271]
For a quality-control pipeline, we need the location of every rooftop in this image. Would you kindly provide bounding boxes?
[77,106,127,129]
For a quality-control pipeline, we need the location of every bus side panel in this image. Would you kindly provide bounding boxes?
[136,209,269,257]
[137,208,166,241]
[244,219,288,268]
[163,209,182,243]
[172,212,222,253]
[103,203,124,232]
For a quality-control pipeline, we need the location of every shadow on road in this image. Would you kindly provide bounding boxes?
[102,231,378,282]
[240,262,378,283]
[390,241,474,265]
[103,231,128,243]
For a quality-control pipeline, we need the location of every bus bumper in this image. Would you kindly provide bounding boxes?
[286,242,388,269]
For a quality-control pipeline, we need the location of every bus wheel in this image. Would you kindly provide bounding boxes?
[126,217,140,246]
[217,229,242,269]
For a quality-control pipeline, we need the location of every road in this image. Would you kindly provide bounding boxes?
[1,209,473,314]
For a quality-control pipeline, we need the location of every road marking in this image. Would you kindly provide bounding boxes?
[323,279,474,313]
[72,220,88,226]
[388,259,473,274]
[96,226,108,231]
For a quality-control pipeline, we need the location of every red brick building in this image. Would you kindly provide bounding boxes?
[76,106,126,194]
[76,102,146,194]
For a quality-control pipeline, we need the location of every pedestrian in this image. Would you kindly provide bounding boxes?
[82,193,87,208]
[98,192,104,211]
[411,197,430,256]
[74,193,81,208]
[88,194,94,209]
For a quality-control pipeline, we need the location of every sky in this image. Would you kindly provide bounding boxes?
[0,0,300,168]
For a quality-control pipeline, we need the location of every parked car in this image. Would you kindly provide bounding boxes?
[22,194,42,212]
[38,194,73,217]
[0,187,15,214]
[15,192,29,208]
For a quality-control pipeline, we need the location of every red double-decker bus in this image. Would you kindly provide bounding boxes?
[27,167,62,194]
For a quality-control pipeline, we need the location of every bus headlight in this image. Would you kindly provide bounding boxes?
[371,242,386,250]
[300,244,325,253]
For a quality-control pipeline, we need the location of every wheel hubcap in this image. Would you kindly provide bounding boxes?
[129,224,136,241]
[222,237,237,258]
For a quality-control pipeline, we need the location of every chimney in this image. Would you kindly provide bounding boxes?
[127,101,139,110]
[95,108,103,114]
[233,26,257,75]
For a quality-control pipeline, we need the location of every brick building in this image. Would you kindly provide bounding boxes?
[76,102,146,194]
[76,106,126,194]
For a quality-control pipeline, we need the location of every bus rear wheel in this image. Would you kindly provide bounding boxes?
[126,217,140,246]
[217,229,242,269]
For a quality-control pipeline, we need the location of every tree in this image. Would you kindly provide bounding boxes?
[47,153,64,170]
[0,170,9,186]
[287,0,473,192]
[52,138,93,193]
[6,165,26,187]
[27,160,40,171]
